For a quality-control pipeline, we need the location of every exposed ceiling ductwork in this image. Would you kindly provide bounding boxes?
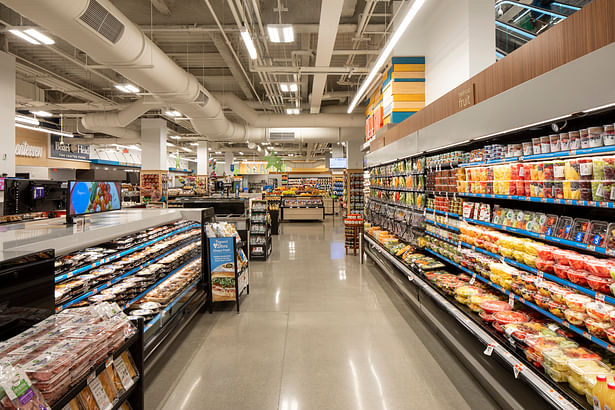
[3,0,363,144]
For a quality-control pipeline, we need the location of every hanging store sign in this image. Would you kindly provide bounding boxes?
[15,141,43,158]
[49,134,90,161]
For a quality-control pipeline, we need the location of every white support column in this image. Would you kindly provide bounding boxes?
[197,141,209,175]
[224,151,233,175]
[346,139,364,169]
[140,118,167,170]
[0,51,16,177]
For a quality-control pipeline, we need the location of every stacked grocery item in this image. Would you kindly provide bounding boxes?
[0,303,137,407]
[426,196,463,214]
[461,200,614,250]
[458,155,615,202]
[425,151,469,168]
[380,57,426,125]
[426,169,458,192]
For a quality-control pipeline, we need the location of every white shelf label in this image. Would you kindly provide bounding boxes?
[114,357,135,390]
[483,343,495,356]
[89,376,112,410]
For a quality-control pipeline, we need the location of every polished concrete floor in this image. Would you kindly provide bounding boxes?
[145,217,498,410]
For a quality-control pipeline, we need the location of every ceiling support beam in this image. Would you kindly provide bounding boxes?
[209,33,254,99]
[249,65,369,74]
[310,0,345,113]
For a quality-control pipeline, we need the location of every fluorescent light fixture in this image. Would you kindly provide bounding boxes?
[347,0,426,113]
[166,142,175,147]
[190,142,200,146]
[23,29,54,45]
[182,147,192,152]
[239,151,244,155]
[31,110,52,117]
[165,110,182,117]
[115,83,139,93]
[169,135,181,140]
[240,28,258,59]
[9,29,40,44]
[215,151,222,154]
[286,108,300,115]
[257,145,262,152]
[15,123,74,137]
[289,153,294,157]
[267,24,294,43]
[280,82,298,92]
[15,115,39,126]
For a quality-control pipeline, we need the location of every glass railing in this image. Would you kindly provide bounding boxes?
[495,0,582,57]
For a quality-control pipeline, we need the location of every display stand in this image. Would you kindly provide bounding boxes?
[323,196,333,215]
[344,214,363,255]
[249,200,271,260]
[344,169,365,216]
[206,236,249,313]
[140,170,169,204]
[281,196,324,221]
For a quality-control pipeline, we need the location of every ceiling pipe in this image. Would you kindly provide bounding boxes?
[2,0,363,144]
[81,97,162,130]
[215,93,364,128]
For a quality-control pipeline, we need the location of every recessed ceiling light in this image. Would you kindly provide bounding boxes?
[286,108,300,115]
[169,135,181,140]
[190,142,199,146]
[166,142,174,147]
[240,28,258,59]
[165,110,182,117]
[15,115,39,126]
[267,24,294,43]
[23,29,54,45]
[115,83,139,93]
[239,151,244,155]
[280,82,298,92]
[31,110,52,117]
[215,151,222,154]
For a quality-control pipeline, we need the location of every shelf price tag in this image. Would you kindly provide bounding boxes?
[483,343,496,356]
[596,293,606,303]
[89,376,112,410]
[469,274,476,285]
[114,356,135,390]
[513,363,523,379]
[508,293,515,307]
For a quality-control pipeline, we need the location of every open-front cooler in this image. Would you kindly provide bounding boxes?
[363,107,615,409]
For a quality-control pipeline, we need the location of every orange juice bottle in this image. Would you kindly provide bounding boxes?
[593,375,608,410]
[604,381,615,410]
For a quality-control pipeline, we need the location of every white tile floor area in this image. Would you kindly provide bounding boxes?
[145,217,499,410]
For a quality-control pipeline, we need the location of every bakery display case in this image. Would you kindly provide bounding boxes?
[281,196,324,221]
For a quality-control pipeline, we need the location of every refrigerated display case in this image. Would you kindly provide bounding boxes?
[363,107,615,409]
[281,196,324,221]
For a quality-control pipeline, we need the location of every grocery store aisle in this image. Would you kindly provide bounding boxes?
[146,217,498,410]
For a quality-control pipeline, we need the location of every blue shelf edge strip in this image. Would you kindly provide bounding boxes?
[56,238,200,312]
[425,219,460,233]
[144,278,200,332]
[459,192,615,209]
[458,146,615,168]
[124,255,201,310]
[55,224,200,283]
[423,248,615,353]
[463,217,613,257]
[424,208,461,219]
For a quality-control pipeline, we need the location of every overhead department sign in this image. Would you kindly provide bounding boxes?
[49,135,90,161]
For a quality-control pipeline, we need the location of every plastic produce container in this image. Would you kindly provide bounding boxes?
[564,293,592,312]
[585,317,611,339]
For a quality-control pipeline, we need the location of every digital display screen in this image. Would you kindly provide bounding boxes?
[68,181,121,216]
[329,157,347,169]
[0,178,4,191]
[32,186,45,200]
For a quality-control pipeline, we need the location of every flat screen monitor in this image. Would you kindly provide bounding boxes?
[329,157,347,169]
[68,181,122,216]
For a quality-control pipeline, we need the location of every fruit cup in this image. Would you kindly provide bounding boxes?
[586,275,613,295]
[549,300,568,318]
[553,264,570,279]
[587,259,613,278]
[568,253,588,271]
[536,258,555,273]
[564,293,592,312]
[553,249,571,265]
[586,301,615,322]
[567,269,589,286]
[564,309,588,326]
[585,317,611,339]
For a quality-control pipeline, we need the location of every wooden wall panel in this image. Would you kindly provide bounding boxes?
[374,0,615,152]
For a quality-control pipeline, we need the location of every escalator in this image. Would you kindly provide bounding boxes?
[495,1,588,58]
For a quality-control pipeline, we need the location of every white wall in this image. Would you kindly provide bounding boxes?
[393,0,494,105]
[15,166,48,179]
[0,52,16,177]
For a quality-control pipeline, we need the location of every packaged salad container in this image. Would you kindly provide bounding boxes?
[564,309,588,326]
[564,293,592,312]
[585,317,611,339]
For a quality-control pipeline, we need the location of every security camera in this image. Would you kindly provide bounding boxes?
[551,120,567,133]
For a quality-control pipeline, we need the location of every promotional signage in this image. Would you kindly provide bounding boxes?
[238,161,270,175]
[209,237,236,302]
[15,141,43,158]
[49,134,90,161]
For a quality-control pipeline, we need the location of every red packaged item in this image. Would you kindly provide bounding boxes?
[585,317,611,339]
[479,300,513,314]
[536,245,557,261]
[535,258,554,273]
[479,311,495,323]
[586,275,613,294]
[606,327,615,344]
[553,264,570,279]
[567,269,589,286]
[492,311,529,325]
[587,259,615,278]
[553,249,571,265]
[567,253,588,271]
